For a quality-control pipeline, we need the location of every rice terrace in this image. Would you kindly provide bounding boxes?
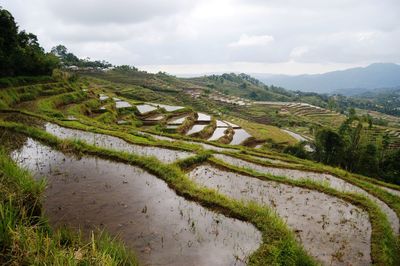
[1,2,400,266]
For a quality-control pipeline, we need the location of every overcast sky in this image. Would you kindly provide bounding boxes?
[2,0,400,75]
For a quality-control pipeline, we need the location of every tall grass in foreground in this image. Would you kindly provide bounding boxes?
[0,148,137,265]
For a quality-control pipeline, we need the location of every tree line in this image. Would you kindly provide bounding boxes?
[1,7,114,79]
[0,7,59,77]
[285,108,400,184]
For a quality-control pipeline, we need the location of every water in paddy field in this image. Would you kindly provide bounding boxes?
[168,116,188,125]
[115,101,132,109]
[216,120,229,127]
[230,129,251,145]
[208,127,227,141]
[45,123,193,164]
[189,164,372,266]
[11,139,262,266]
[196,113,211,122]
[136,104,157,114]
[186,124,207,135]
[154,103,184,112]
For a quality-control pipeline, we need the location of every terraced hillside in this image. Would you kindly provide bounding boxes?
[1,76,400,265]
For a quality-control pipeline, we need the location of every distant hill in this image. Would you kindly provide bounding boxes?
[186,73,329,106]
[253,63,400,94]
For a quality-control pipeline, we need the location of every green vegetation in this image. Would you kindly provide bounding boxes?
[51,45,112,69]
[0,7,59,78]
[309,109,400,184]
[0,148,137,265]
[188,73,328,104]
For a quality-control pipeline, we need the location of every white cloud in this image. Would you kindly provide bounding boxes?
[2,0,400,74]
[290,46,309,59]
[229,34,274,47]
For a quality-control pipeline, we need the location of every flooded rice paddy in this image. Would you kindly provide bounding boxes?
[282,129,308,142]
[136,104,157,114]
[208,128,227,141]
[168,116,188,125]
[11,139,262,266]
[45,123,193,163]
[214,154,399,234]
[189,165,372,266]
[247,154,296,166]
[196,113,211,122]
[155,103,184,112]
[224,121,240,128]
[380,186,400,197]
[99,94,109,101]
[230,129,252,145]
[144,114,164,122]
[186,124,207,135]
[115,101,132,109]
[216,120,229,127]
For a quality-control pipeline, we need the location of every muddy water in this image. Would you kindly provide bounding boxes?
[189,165,372,266]
[214,154,399,234]
[115,101,132,109]
[155,103,184,112]
[282,129,308,142]
[168,116,188,125]
[247,155,296,166]
[380,186,400,197]
[186,124,207,135]
[196,113,211,122]
[138,131,236,153]
[138,132,176,142]
[12,139,262,266]
[45,123,193,164]
[230,129,251,145]
[208,128,226,141]
[136,104,157,114]
[216,120,229,127]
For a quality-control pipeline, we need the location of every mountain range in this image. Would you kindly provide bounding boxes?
[252,63,400,94]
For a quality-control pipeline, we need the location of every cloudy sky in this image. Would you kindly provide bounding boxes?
[2,0,400,75]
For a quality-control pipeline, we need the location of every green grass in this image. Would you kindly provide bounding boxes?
[35,91,87,118]
[0,148,137,265]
